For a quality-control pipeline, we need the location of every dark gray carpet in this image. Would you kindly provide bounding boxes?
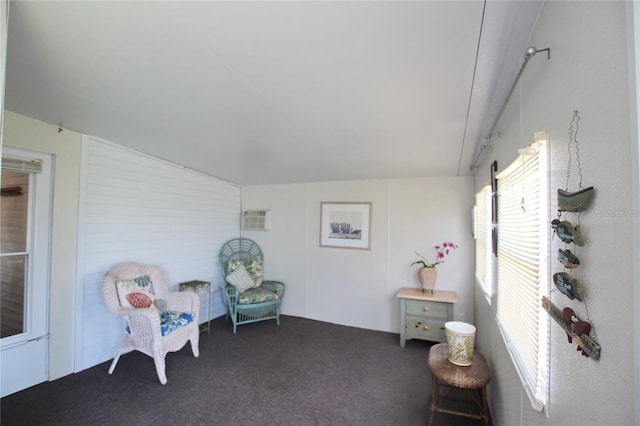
[1,316,482,425]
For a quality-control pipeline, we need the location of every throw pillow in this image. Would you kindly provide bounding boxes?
[116,275,157,309]
[228,259,263,287]
[225,265,256,292]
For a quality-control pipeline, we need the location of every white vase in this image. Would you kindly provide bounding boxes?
[418,267,437,293]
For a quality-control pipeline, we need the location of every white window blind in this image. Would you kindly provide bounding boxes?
[2,157,43,173]
[496,141,549,411]
[474,185,492,298]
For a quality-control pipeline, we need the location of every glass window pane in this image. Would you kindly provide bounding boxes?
[0,254,27,338]
[1,168,30,338]
[1,170,29,254]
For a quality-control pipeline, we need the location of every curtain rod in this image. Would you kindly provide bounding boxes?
[470,46,550,171]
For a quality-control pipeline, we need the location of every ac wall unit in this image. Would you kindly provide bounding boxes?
[242,209,271,231]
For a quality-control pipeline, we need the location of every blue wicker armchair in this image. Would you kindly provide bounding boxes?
[219,238,285,333]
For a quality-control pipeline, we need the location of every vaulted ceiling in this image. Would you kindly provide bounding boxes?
[4,1,542,185]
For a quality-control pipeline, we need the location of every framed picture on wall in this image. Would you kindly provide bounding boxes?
[320,202,372,250]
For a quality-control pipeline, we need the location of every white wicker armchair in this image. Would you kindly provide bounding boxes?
[102,262,200,384]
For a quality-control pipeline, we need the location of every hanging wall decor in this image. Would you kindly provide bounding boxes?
[557,187,594,212]
[542,296,600,360]
[552,272,583,301]
[557,110,594,213]
[551,219,585,246]
[545,110,601,361]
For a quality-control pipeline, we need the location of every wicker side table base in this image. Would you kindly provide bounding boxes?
[428,343,492,426]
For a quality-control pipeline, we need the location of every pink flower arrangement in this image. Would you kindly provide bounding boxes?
[411,241,458,268]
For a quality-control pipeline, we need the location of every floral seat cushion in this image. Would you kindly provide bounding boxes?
[237,287,279,305]
[126,311,195,336]
[160,311,195,336]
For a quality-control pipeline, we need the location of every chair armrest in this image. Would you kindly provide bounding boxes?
[262,280,285,298]
[121,307,162,337]
[165,291,200,316]
[225,285,238,302]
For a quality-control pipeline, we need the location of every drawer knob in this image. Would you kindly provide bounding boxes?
[423,306,429,312]
[423,325,429,331]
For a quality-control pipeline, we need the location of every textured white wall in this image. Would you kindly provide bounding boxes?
[242,176,474,334]
[3,111,82,380]
[474,2,636,425]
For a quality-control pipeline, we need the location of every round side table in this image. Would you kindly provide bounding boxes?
[427,343,492,426]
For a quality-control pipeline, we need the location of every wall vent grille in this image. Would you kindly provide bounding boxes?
[242,209,271,231]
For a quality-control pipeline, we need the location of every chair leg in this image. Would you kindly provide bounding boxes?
[108,350,122,375]
[481,385,493,426]
[190,334,200,358]
[428,375,438,426]
[153,355,167,385]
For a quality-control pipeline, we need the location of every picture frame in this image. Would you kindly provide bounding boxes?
[320,202,372,250]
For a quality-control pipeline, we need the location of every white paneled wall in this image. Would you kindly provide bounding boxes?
[243,177,475,334]
[76,136,241,371]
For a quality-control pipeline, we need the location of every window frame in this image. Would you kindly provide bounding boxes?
[474,185,493,301]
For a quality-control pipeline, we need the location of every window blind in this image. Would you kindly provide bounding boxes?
[496,141,549,411]
[474,185,492,297]
[2,157,43,173]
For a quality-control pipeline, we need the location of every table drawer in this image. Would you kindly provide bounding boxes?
[405,299,449,319]
[405,316,447,342]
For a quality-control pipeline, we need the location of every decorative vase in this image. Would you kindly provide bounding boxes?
[418,267,437,293]
[445,321,476,366]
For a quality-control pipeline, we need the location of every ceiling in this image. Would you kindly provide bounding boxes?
[4,1,542,186]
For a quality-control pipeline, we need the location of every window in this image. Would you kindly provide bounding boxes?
[0,156,44,338]
[474,185,492,299]
[495,140,549,411]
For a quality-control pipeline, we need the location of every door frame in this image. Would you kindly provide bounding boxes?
[0,147,53,397]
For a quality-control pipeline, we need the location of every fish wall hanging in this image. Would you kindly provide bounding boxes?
[551,219,585,246]
[552,272,583,301]
[546,110,600,361]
